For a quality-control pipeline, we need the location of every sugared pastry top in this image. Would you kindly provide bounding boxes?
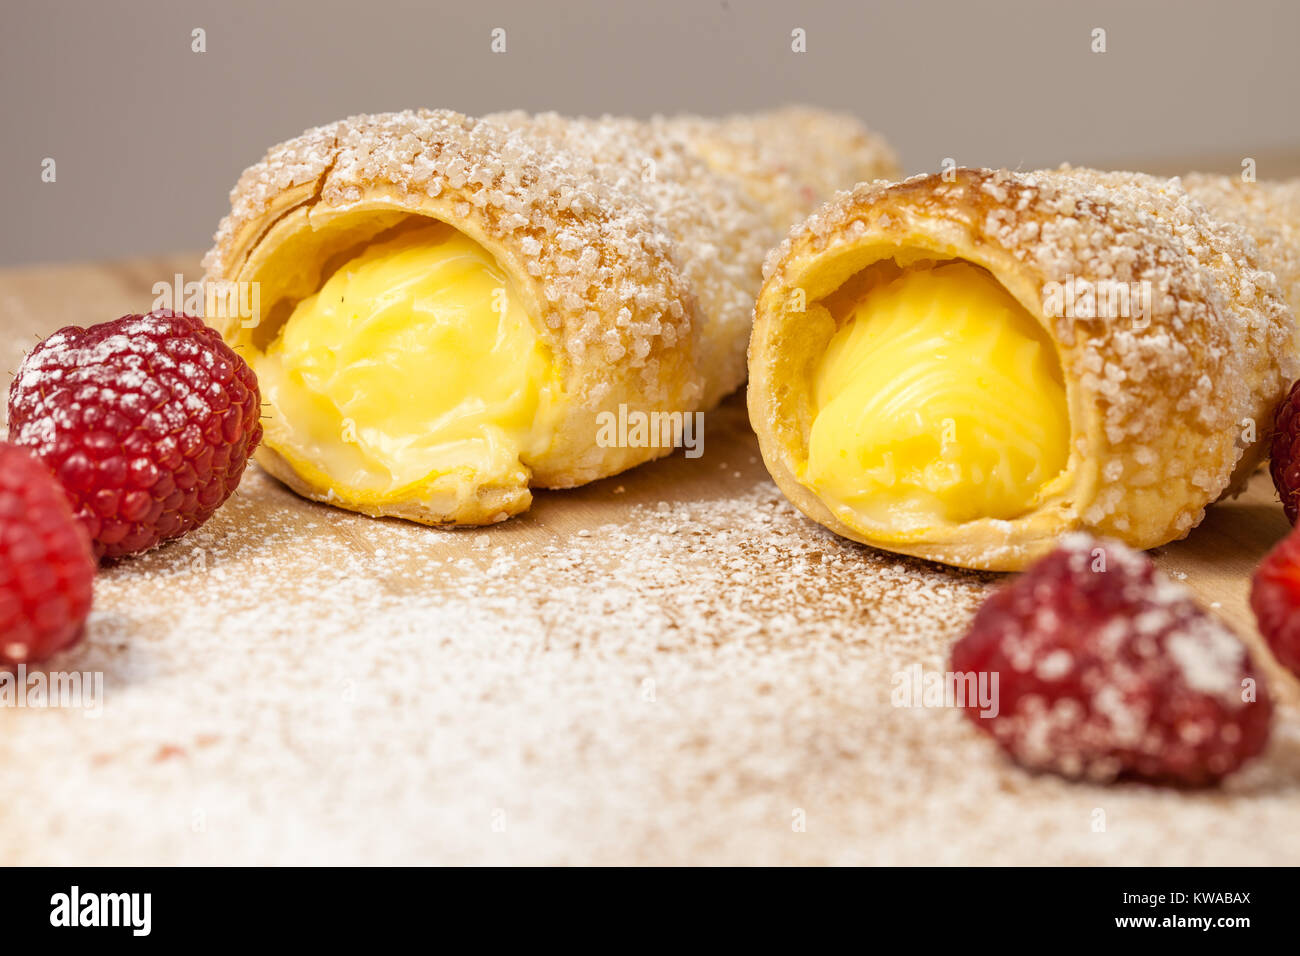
[1182,173,1300,317]
[748,166,1299,571]
[203,108,899,525]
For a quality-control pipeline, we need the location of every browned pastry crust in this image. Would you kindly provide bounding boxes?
[202,108,897,525]
[660,106,902,231]
[1183,173,1300,317]
[749,166,1299,571]
[485,107,900,406]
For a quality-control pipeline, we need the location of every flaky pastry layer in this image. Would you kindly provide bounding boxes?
[203,108,898,525]
[749,167,1299,571]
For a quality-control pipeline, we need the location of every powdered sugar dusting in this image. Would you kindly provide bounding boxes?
[953,533,1274,786]
[0,454,989,864]
[8,186,1300,863]
[0,385,1296,863]
[1167,620,1250,705]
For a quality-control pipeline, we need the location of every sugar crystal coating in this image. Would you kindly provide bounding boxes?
[202,108,898,521]
[754,166,1299,565]
[204,107,898,414]
[1184,173,1300,318]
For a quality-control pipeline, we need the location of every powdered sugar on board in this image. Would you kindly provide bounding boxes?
[2,394,1298,865]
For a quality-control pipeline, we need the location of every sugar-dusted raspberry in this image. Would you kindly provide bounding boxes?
[1269,378,1300,525]
[950,534,1272,786]
[0,442,96,663]
[7,311,262,559]
[1250,527,1300,680]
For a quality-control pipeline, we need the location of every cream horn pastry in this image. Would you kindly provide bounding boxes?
[202,108,898,525]
[748,166,1299,572]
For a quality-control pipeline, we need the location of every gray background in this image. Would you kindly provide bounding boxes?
[2,0,1298,267]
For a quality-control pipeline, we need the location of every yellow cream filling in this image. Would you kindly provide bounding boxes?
[804,260,1068,532]
[253,222,559,503]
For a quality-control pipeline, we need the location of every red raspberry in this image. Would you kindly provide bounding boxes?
[0,442,95,663]
[950,534,1272,786]
[1269,378,1300,525]
[7,311,261,559]
[1250,528,1300,679]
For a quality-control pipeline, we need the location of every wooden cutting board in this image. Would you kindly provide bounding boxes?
[1,250,1298,866]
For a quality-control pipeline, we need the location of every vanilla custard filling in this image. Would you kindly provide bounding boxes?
[253,222,560,502]
[804,261,1068,532]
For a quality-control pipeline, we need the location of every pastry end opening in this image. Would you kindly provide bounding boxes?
[800,256,1070,539]
[241,214,559,509]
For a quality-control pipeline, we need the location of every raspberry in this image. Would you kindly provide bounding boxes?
[7,311,262,559]
[950,534,1272,786]
[1250,528,1300,679]
[1269,378,1300,525]
[0,442,95,663]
